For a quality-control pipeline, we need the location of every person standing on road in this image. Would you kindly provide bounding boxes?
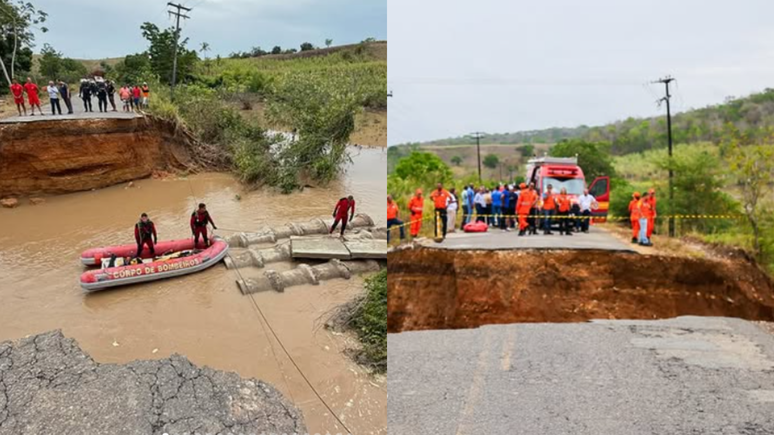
[500,185,510,231]
[95,78,108,113]
[47,81,62,115]
[387,195,406,243]
[466,185,475,226]
[120,85,131,112]
[23,77,43,116]
[474,187,486,223]
[527,182,540,235]
[132,84,142,110]
[556,187,573,236]
[508,185,519,230]
[134,213,158,257]
[541,184,556,235]
[190,203,217,248]
[516,183,532,235]
[628,192,641,243]
[408,189,425,237]
[10,79,27,116]
[639,192,654,246]
[329,195,356,237]
[79,79,93,112]
[141,82,150,108]
[430,183,451,239]
[58,80,73,114]
[577,189,598,233]
[491,185,502,228]
[646,188,657,239]
[107,80,117,111]
[460,185,470,229]
[447,187,459,233]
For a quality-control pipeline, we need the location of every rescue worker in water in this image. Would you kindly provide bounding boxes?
[330,195,356,236]
[134,213,157,257]
[191,203,217,248]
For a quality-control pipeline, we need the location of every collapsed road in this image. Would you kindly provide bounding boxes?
[0,330,306,435]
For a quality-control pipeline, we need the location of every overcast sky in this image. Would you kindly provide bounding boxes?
[388,0,774,145]
[31,0,385,59]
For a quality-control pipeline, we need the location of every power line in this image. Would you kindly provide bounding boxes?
[468,132,486,182]
[653,75,675,238]
[167,2,191,102]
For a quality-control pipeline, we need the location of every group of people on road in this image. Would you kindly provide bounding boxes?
[133,203,217,258]
[8,76,150,117]
[387,181,603,243]
[628,189,657,247]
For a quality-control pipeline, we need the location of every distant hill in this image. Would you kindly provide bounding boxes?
[400,87,774,155]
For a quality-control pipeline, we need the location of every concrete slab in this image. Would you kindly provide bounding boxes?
[421,226,635,252]
[344,239,387,259]
[0,110,141,124]
[388,316,774,435]
[290,236,351,260]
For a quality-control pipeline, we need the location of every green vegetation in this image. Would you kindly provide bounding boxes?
[349,270,387,372]
[37,43,86,82]
[451,155,462,166]
[483,153,499,169]
[0,0,47,90]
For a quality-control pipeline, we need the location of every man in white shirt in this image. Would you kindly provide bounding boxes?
[577,189,598,233]
[447,188,459,232]
[474,188,486,222]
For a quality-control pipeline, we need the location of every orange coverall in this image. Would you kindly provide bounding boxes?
[629,198,640,239]
[516,188,535,231]
[407,195,424,237]
[646,195,657,238]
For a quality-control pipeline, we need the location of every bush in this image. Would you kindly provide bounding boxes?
[350,270,386,372]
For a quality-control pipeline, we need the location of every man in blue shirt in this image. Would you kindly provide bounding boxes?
[491,187,502,228]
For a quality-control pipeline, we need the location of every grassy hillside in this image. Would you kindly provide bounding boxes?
[402,87,774,156]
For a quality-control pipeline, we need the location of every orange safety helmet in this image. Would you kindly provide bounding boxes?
[633,191,641,198]
[648,188,655,194]
[415,188,423,195]
[519,183,526,189]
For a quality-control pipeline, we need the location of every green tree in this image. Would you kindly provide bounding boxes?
[111,53,152,85]
[300,42,314,52]
[37,42,60,80]
[518,144,535,157]
[723,126,774,260]
[549,139,616,180]
[271,45,281,55]
[325,38,333,48]
[0,0,47,87]
[140,22,197,85]
[483,153,499,169]
[451,155,462,166]
[393,151,453,186]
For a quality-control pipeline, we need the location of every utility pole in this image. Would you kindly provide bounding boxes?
[654,76,675,237]
[469,132,485,182]
[168,2,191,102]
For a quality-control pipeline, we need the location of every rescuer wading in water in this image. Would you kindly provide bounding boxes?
[330,195,356,236]
[191,203,217,248]
[134,213,157,257]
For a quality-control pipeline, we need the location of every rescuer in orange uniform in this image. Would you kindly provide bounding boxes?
[430,183,452,239]
[515,183,534,236]
[628,192,641,243]
[541,184,557,235]
[646,188,657,239]
[407,189,424,238]
[387,195,405,243]
[555,187,573,236]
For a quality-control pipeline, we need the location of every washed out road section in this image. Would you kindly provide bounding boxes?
[422,226,634,251]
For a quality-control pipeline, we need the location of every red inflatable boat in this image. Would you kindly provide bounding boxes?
[463,221,489,233]
[79,237,229,292]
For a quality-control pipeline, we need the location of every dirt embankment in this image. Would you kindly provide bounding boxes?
[388,247,774,332]
[0,117,195,197]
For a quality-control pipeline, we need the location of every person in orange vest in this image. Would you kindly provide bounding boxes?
[639,191,654,246]
[515,183,532,236]
[387,195,405,243]
[527,182,539,235]
[407,189,424,238]
[646,188,657,239]
[541,184,556,235]
[430,183,451,239]
[555,187,573,236]
[628,192,641,243]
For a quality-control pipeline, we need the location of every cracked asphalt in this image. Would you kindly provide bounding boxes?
[0,330,306,435]
[388,316,774,435]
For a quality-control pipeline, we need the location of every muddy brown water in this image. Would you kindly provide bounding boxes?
[0,148,387,434]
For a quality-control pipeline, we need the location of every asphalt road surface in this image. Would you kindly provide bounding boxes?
[421,225,635,252]
[0,109,140,124]
[388,316,774,435]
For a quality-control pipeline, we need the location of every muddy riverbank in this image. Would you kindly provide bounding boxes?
[0,148,387,434]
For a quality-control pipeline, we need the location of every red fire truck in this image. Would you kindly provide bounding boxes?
[525,156,610,222]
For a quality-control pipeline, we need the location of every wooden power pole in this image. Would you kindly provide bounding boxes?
[655,76,675,237]
[167,2,191,101]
